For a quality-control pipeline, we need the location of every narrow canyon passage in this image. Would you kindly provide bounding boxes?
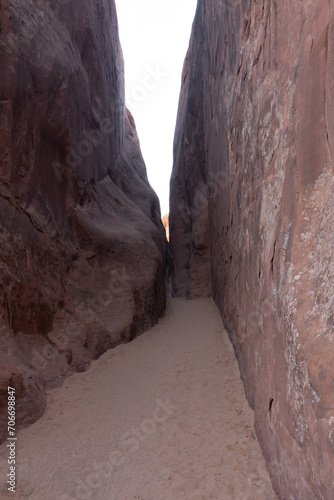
[1,1,334,497]
[0,299,276,500]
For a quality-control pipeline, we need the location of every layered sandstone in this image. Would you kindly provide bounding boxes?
[0,0,166,442]
[170,1,334,498]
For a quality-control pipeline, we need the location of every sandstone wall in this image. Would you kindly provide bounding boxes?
[0,0,166,442]
[169,5,211,299]
[170,0,334,497]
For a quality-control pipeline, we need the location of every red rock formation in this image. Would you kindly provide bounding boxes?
[0,0,166,442]
[162,214,169,241]
[170,1,334,497]
[169,14,211,299]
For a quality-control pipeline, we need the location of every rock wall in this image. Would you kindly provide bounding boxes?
[170,0,334,498]
[169,12,211,299]
[0,0,166,442]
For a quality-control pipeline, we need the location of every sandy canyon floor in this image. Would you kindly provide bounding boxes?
[0,298,277,500]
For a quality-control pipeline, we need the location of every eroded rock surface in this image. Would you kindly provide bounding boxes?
[170,1,334,498]
[169,16,211,299]
[0,0,166,442]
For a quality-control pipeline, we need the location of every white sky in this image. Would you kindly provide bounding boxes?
[115,0,198,216]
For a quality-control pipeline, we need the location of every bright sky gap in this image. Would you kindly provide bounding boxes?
[115,0,198,217]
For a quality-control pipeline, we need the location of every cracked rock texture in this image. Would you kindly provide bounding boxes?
[170,0,334,498]
[0,0,166,442]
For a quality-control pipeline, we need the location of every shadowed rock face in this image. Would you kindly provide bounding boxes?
[0,0,166,442]
[169,12,211,299]
[170,1,334,498]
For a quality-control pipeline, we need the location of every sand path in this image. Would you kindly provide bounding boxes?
[0,299,277,500]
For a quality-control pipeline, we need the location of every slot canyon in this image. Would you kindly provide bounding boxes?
[0,0,334,499]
